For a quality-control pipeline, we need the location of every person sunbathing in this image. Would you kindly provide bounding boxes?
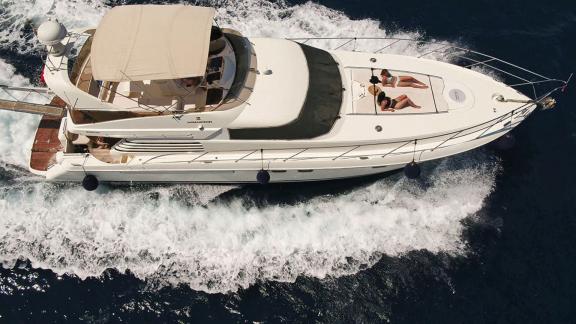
[380,69,429,89]
[378,94,421,112]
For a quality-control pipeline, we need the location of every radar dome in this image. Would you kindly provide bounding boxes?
[37,20,67,56]
[37,20,67,45]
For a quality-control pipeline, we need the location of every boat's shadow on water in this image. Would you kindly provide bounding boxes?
[218,170,406,206]
[0,162,43,184]
[216,152,493,206]
[97,169,405,208]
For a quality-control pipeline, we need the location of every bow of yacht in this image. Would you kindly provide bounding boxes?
[0,4,569,189]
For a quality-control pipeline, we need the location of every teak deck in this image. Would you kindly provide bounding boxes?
[30,97,65,172]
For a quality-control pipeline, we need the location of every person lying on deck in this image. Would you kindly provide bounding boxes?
[380,69,429,89]
[377,93,421,112]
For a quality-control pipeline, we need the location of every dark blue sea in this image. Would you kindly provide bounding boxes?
[0,0,575,322]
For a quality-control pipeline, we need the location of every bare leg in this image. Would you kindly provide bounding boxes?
[398,76,429,89]
[406,98,421,108]
[399,76,428,86]
[393,99,410,110]
[396,81,429,89]
[394,98,421,109]
[411,83,429,89]
[398,82,429,89]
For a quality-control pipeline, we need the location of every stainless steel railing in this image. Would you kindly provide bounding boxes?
[140,99,537,166]
[287,37,569,100]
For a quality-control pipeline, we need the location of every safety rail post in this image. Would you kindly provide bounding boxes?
[381,140,413,158]
[375,39,402,53]
[464,58,496,69]
[334,38,355,50]
[283,148,309,162]
[474,114,510,140]
[417,44,449,58]
[332,145,361,161]
[235,150,257,163]
[431,131,463,151]
[189,152,208,163]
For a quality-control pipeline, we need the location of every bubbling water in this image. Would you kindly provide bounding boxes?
[0,59,46,166]
[0,156,499,293]
[0,0,108,53]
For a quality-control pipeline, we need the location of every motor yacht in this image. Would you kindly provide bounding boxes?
[0,5,569,189]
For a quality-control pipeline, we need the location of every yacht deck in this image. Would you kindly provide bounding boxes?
[30,97,65,172]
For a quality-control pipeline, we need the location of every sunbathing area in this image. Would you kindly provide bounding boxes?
[349,68,449,115]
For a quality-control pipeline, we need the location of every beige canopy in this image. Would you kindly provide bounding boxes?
[91,5,216,82]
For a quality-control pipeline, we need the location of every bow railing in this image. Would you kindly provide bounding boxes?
[287,37,570,101]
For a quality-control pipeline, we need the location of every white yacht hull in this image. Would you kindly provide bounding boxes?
[43,119,523,184]
[47,165,399,184]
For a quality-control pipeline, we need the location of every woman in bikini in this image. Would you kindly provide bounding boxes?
[380,69,429,89]
[377,92,421,112]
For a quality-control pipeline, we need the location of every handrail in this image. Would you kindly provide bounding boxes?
[137,105,532,166]
[381,140,412,158]
[284,148,309,162]
[332,145,361,160]
[286,36,570,101]
[138,97,546,166]
[0,86,53,104]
